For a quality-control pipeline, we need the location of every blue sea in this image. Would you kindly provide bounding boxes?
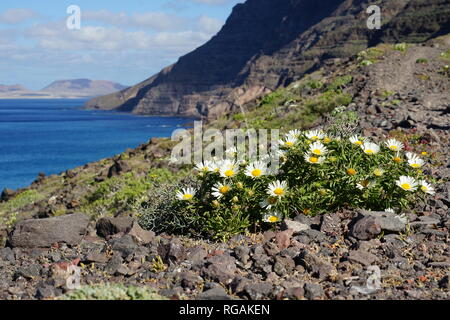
[0,99,192,191]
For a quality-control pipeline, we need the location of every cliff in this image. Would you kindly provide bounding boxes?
[85,0,450,118]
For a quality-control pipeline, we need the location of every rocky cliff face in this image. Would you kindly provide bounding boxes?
[85,0,450,118]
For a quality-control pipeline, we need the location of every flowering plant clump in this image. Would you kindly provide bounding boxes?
[175,130,435,240]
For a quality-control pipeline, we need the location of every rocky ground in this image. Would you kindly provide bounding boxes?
[0,38,449,300]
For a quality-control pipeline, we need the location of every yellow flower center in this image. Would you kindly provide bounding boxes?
[393,157,402,163]
[286,142,294,147]
[421,186,428,192]
[374,169,383,177]
[312,149,322,155]
[361,180,370,188]
[311,136,319,141]
[323,137,331,144]
[355,141,363,145]
[310,157,319,163]
[411,163,421,168]
[268,216,279,223]
[347,168,357,175]
[421,152,427,156]
[401,183,411,190]
[365,149,374,155]
[390,146,398,151]
[183,194,193,200]
[224,169,235,177]
[274,188,284,196]
[251,169,262,177]
[219,186,230,194]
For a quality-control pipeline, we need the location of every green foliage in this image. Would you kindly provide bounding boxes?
[439,50,450,60]
[416,58,428,64]
[82,172,152,218]
[328,76,353,91]
[137,178,203,236]
[62,284,166,300]
[176,131,434,241]
[394,43,408,52]
[306,79,324,90]
[0,190,44,226]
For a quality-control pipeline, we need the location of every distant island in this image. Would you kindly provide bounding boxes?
[0,79,128,99]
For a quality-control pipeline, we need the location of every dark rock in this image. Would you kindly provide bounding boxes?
[275,230,293,250]
[0,247,15,262]
[295,250,337,281]
[320,213,341,235]
[16,264,42,279]
[202,254,237,285]
[1,188,16,202]
[109,235,138,258]
[359,210,407,232]
[127,221,155,245]
[244,282,273,300]
[158,239,186,264]
[348,250,380,266]
[304,283,324,300]
[281,220,310,234]
[179,272,203,289]
[439,275,450,289]
[349,216,382,240]
[105,254,123,274]
[283,287,304,300]
[252,253,272,274]
[9,213,89,248]
[107,160,131,178]
[96,217,134,238]
[230,276,251,294]
[273,255,295,276]
[197,287,232,300]
[84,252,109,264]
[35,284,60,299]
[297,229,328,243]
[234,245,251,264]
[186,246,207,267]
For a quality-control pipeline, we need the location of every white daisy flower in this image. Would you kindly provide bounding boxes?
[385,139,404,152]
[407,154,425,169]
[259,197,278,210]
[245,161,267,179]
[405,152,416,160]
[219,160,238,178]
[176,188,196,201]
[304,153,325,164]
[396,176,418,192]
[349,135,367,146]
[309,141,328,156]
[419,180,435,195]
[286,129,303,139]
[194,161,212,173]
[356,180,376,190]
[278,136,297,148]
[267,180,288,198]
[373,168,385,177]
[305,130,325,141]
[361,142,380,155]
[211,183,231,199]
[385,208,395,214]
[263,212,283,223]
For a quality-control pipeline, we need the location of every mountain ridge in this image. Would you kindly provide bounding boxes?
[85,0,450,118]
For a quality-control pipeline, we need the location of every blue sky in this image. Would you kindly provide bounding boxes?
[0,0,243,90]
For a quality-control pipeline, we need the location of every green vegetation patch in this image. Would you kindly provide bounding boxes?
[62,284,167,300]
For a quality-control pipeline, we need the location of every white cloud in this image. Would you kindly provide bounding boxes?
[0,8,39,24]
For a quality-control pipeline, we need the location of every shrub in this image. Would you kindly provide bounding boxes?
[394,43,408,52]
[137,177,203,236]
[174,130,435,240]
[416,58,428,64]
[62,284,166,300]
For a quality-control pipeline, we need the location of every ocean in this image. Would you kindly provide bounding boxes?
[0,99,191,191]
